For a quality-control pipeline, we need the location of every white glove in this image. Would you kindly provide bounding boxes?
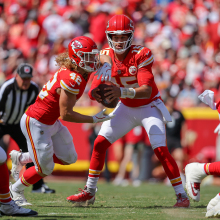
[198,90,216,110]
[214,123,220,135]
[92,109,115,123]
[94,62,112,82]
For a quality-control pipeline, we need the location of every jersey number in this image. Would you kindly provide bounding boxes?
[132,45,144,54]
[38,71,58,100]
[111,76,138,88]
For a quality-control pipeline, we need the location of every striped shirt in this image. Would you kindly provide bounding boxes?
[0,77,39,125]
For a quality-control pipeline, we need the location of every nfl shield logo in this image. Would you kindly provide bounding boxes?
[117,70,121,75]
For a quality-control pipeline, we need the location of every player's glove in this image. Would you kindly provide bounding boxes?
[214,123,220,135]
[94,62,112,82]
[92,109,115,123]
[198,90,216,110]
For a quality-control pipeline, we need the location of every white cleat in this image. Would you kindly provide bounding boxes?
[0,200,37,216]
[185,163,207,202]
[9,184,32,206]
[9,150,24,181]
[206,194,220,218]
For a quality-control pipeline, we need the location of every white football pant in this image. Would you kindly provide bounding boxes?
[99,102,166,149]
[20,114,77,175]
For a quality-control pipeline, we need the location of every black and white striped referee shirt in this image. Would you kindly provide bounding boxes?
[0,77,39,125]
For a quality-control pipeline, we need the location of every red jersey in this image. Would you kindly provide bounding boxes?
[26,67,89,125]
[88,46,160,107]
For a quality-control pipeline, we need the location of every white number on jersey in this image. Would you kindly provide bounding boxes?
[111,76,138,88]
[39,71,58,100]
[132,45,144,54]
[70,73,82,86]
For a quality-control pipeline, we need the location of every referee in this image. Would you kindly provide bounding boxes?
[0,63,55,194]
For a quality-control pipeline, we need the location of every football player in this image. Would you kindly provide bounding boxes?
[0,146,37,216]
[186,90,220,217]
[8,36,115,206]
[67,14,190,208]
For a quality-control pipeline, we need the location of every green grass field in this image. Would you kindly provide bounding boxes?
[2,180,220,220]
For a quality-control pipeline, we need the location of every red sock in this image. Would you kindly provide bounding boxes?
[21,166,43,187]
[53,154,64,165]
[205,162,220,175]
[0,163,11,203]
[154,146,182,187]
[88,135,111,178]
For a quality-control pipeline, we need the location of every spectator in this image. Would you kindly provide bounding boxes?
[185,46,205,86]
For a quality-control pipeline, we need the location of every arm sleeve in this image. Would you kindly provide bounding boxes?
[88,73,102,100]
[137,62,155,87]
[60,78,80,95]
[136,48,155,87]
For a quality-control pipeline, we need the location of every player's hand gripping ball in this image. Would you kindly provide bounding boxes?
[96,84,119,108]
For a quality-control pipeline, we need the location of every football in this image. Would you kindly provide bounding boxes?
[96,84,119,108]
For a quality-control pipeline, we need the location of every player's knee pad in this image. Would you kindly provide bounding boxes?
[40,161,55,176]
[149,134,166,150]
[64,149,78,164]
[69,152,78,164]
[37,143,54,175]
[0,147,7,164]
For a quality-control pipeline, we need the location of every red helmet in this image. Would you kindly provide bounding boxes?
[68,36,100,72]
[106,14,134,54]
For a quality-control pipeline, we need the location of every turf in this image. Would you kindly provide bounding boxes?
[1,181,219,220]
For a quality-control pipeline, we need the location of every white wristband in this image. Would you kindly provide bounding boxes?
[120,88,136,99]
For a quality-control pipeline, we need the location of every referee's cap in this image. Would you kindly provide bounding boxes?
[17,63,33,78]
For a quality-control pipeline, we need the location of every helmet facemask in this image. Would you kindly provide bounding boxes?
[73,49,100,72]
[106,32,133,54]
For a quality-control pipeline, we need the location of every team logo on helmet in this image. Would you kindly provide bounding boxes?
[71,40,83,50]
[129,66,137,75]
[24,66,30,73]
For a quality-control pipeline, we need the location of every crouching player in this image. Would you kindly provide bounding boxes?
[185,90,220,217]
[9,36,115,206]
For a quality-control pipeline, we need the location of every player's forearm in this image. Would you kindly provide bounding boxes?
[134,85,152,98]
[60,111,93,123]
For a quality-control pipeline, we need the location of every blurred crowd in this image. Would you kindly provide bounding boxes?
[1,0,220,109]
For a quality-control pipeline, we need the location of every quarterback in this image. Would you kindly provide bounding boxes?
[9,36,115,206]
[67,15,190,208]
[186,90,220,217]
